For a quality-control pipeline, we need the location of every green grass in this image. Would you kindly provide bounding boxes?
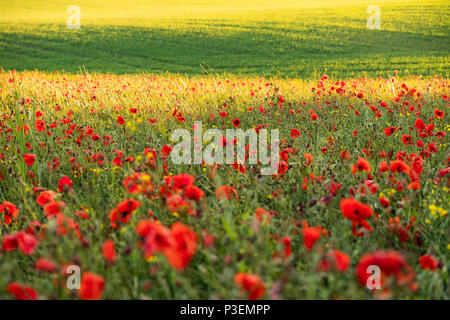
[0,0,449,77]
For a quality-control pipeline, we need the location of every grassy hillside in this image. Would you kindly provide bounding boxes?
[0,0,449,77]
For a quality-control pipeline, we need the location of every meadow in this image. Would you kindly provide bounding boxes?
[0,71,448,299]
[0,0,449,301]
[0,0,449,77]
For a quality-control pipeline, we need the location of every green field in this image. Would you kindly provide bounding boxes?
[0,0,449,77]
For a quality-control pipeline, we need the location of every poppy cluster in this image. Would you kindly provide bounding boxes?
[0,71,447,300]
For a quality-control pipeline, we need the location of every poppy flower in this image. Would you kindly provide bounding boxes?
[220,111,227,118]
[166,194,190,213]
[3,231,38,255]
[34,258,57,273]
[43,201,66,218]
[137,220,172,255]
[379,196,390,208]
[2,233,19,251]
[304,153,313,166]
[123,172,153,195]
[411,158,423,174]
[414,118,425,132]
[383,127,396,136]
[401,134,413,145]
[23,154,36,167]
[290,128,300,140]
[110,199,141,229]
[317,250,350,272]
[102,240,117,263]
[35,119,46,132]
[351,157,371,174]
[379,161,389,172]
[36,190,56,206]
[254,207,271,225]
[161,144,172,158]
[340,150,350,160]
[234,272,265,300]
[216,185,238,200]
[356,250,416,290]
[79,272,105,300]
[7,283,38,300]
[0,201,19,225]
[418,255,438,270]
[281,236,292,258]
[339,198,373,236]
[428,143,437,153]
[163,222,197,271]
[303,224,322,249]
[185,185,204,201]
[434,109,444,119]
[232,119,241,128]
[117,116,125,125]
[390,160,410,173]
[57,176,73,192]
[172,174,194,191]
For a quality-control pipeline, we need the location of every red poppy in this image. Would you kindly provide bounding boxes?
[172,173,195,191]
[383,127,396,136]
[163,222,197,271]
[43,201,66,218]
[36,190,56,206]
[185,185,204,201]
[23,154,36,167]
[390,160,410,173]
[79,272,105,300]
[351,157,371,174]
[379,196,390,208]
[7,283,38,300]
[304,153,313,166]
[356,250,416,291]
[166,194,190,213]
[303,224,322,249]
[317,250,350,272]
[254,207,271,225]
[290,128,300,139]
[35,119,46,132]
[379,161,389,172]
[401,134,413,145]
[339,198,373,236]
[57,176,73,192]
[232,119,241,127]
[234,272,265,300]
[340,150,350,160]
[428,143,437,153]
[102,240,117,263]
[216,185,239,200]
[434,109,444,119]
[3,231,38,255]
[35,257,57,273]
[110,199,141,229]
[0,201,19,225]
[418,255,438,270]
[137,220,173,257]
[117,116,125,125]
